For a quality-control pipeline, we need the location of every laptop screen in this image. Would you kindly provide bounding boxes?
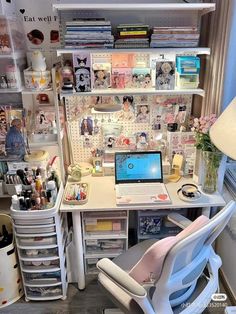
[115,151,163,184]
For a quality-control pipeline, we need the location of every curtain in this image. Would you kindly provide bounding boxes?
[200,0,232,116]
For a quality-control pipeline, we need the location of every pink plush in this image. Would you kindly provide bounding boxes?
[129,215,209,283]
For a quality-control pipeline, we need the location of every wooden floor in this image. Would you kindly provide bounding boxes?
[1,276,232,314]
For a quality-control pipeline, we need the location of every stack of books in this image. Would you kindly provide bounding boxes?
[115,24,150,49]
[150,26,200,48]
[64,19,114,49]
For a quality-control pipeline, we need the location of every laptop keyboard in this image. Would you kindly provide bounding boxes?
[118,183,164,196]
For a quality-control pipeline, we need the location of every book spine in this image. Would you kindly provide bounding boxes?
[117,27,149,32]
[119,31,148,36]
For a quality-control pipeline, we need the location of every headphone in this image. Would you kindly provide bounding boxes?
[177,183,202,202]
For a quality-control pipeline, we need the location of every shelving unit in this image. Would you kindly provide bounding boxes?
[0,2,26,93]
[82,210,128,274]
[10,185,68,302]
[54,1,216,286]
[21,68,66,183]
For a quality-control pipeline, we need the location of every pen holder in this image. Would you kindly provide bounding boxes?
[63,182,89,205]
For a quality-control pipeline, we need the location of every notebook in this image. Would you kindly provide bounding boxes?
[115,151,171,205]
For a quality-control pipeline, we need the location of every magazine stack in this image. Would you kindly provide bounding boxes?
[64,19,114,49]
[150,26,200,48]
[114,24,150,49]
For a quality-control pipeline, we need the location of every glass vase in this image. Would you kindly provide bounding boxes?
[202,151,222,194]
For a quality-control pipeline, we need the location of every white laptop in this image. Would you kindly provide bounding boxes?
[115,151,171,206]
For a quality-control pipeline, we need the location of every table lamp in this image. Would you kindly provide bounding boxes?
[210,97,236,159]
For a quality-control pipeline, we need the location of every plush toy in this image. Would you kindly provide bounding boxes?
[31,50,47,72]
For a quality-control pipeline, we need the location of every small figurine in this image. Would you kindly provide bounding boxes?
[60,62,74,91]
[31,50,47,71]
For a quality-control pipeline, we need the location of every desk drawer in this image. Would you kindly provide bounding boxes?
[84,239,126,255]
[83,211,128,237]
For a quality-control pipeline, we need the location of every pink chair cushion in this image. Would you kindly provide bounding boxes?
[129,215,209,283]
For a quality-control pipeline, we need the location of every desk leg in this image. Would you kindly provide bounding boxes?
[202,207,211,218]
[72,211,86,290]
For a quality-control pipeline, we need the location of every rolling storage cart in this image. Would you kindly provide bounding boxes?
[10,185,68,301]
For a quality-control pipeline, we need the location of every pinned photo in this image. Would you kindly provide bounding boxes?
[80,117,93,136]
[135,104,150,123]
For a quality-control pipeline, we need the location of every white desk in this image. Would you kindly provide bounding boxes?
[60,176,226,289]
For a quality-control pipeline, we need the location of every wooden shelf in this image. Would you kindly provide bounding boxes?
[57,47,211,57]
[53,3,215,15]
[60,88,205,98]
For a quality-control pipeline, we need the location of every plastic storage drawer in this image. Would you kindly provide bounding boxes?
[19,247,58,259]
[85,239,125,255]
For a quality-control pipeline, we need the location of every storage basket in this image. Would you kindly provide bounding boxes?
[0,214,23,308]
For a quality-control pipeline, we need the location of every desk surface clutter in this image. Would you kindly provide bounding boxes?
[60,176,226,212]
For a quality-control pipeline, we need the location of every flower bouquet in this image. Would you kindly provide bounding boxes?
[191,114,222,193]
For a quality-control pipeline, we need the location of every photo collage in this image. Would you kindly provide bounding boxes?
[67,94,195,170]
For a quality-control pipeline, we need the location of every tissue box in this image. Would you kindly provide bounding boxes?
[24,67,51,90]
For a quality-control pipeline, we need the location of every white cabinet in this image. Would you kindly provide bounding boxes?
[10,185,68,301]
[82,210,128,273]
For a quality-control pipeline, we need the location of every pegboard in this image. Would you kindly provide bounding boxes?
[65,94,193,164]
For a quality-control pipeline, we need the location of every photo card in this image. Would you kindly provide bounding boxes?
[80,116,93,136]
[132,68,151,88]
[156,61,175,90]
[92,63,111,89]
[73,53,91,92]
[135,104,150,123]
[136,131,149,150]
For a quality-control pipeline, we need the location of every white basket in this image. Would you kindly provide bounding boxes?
[0,214,24,308]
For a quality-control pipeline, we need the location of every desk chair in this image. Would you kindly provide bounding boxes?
[97,201,236,314]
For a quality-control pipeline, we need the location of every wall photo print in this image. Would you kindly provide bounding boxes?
[156,61,175,90]
[135,104,150,123]
[80,117,93,136]
[73,53,91,92]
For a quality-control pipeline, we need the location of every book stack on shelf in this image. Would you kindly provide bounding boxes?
[64,19,114,49]
[150,26,200,48]
[115,24,150,49]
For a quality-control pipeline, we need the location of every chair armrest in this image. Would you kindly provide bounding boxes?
[167,213,192,229]
[97,258,146,298]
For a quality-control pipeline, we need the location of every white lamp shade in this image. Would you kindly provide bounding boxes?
[210,97,236,159]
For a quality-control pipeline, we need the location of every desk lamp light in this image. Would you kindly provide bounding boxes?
[210,97,236,159]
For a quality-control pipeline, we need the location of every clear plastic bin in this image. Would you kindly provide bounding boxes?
[20,247,58,259]
[17,235,57,246]
[21,259,59,269]
[23,270,61,282]
[26,285,62,298]
[85,239,125,255]
[15,225,56,235]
